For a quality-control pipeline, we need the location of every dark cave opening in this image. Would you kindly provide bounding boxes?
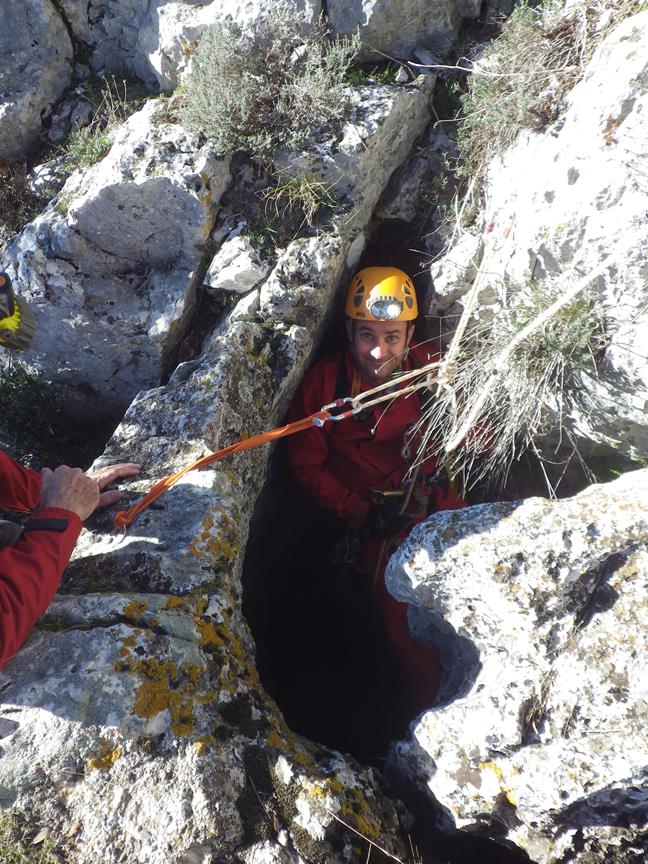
[242,222,454,760]
[241,225,537,863]
[240,406,530,864]
[240,216,609,764]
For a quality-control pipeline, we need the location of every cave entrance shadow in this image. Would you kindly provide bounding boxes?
[243,446,422,761]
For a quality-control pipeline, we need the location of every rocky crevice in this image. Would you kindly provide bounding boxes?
[1,4,647,863]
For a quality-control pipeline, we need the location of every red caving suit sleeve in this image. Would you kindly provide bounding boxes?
[286,359,371,529]
[0,451,82,668]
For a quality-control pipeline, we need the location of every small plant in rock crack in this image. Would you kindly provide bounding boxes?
[179,7,360,157]
[258,170,341,227]
[62,75,146,169]
[345,63,397,85]
[0,811,59,864]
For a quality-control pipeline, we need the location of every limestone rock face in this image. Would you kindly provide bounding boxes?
[473,11,648,460]
[205,233,271,295]
[327,0,461,61]
[59,0,320,91]
[1,100,230,424]
[274,77,434,246]
[0,0,73,161]
[0,235,408,864]
[0,71,437,862]
[386,468,648,864]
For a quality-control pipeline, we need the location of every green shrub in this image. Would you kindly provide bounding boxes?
[65,125,111,168]
[179,11,360,157]
[345,64,397,86]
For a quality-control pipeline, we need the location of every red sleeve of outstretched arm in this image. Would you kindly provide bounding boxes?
[0,506,82,668]
[286,360,370,528]
[0,450,42,511]
[0,451,82,668]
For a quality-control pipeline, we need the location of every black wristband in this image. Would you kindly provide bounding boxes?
[24,518,69,534]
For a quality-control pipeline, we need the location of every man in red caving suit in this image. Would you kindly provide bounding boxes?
[286,266,466,721]
[0,271,139,668]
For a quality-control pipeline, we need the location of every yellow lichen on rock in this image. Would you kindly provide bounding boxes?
[162,596,187,611]
[478,760,517,806]
[266,723,315,771]
[193,734,217,755]
[123,599,149,622]
[115,650,210,738]
[87,740,122,771]
[196,618,225,649]
[132,659,181,718]
[187,506,240,568]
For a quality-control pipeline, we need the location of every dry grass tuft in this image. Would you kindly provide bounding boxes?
[409,269,609,493]
[258,170,341,227]
[456,0,644,182]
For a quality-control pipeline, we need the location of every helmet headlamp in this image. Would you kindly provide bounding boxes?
[367,297,403,320]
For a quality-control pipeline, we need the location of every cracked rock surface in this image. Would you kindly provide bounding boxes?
[0,252,409,863]
[1,100,230,425]
[466,11,648,461]
[386,468,648,864]
[0,77,432,863]
[0,0,73,161]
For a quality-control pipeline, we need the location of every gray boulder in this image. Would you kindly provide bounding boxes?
[205,232,271,295]
[0,0,73,162]
[327,0,462,62]
[0,67,443,862]
[60,0,320,91]
[386,468,648,864]
[0,235,406,864]
[1,99,230,425]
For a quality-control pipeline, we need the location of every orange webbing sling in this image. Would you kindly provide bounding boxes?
[113,357,441,531]
[114,407,340,530]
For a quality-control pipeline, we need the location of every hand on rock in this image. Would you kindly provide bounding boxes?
[40,463,141,522]
[87,463,141,509]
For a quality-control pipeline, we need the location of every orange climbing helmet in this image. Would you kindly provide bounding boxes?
[345,266,417,322]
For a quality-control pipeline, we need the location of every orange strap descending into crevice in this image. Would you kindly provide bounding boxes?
[113,409,332,530]
[113,358,441,532]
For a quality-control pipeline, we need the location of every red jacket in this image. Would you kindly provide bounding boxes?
[287,345,444,528]
[0,451,81,668]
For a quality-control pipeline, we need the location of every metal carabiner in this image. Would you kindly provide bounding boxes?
[312,397,359,426]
